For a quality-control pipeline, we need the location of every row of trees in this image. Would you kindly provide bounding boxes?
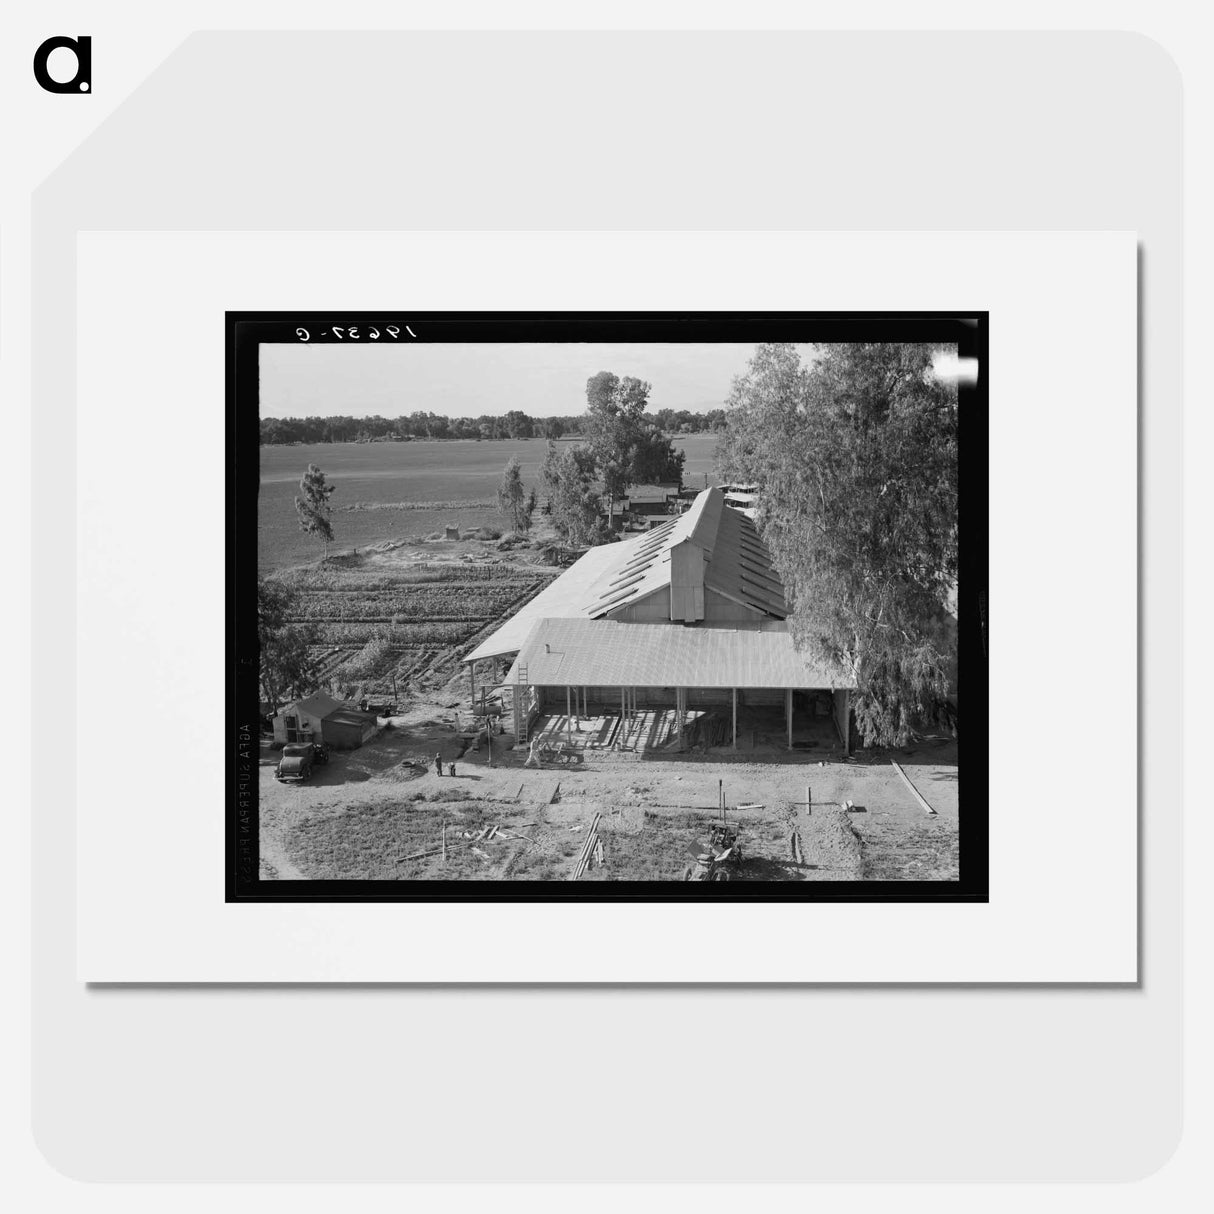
[717,343,959,748]
[260,405,727,446]
[260,412,584,445]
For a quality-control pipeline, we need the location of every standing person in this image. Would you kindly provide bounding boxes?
[434,751,443,777]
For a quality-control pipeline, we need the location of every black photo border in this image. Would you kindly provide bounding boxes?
[228,311,988,903]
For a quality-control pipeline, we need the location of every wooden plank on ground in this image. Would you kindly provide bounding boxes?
[890,760,938,816]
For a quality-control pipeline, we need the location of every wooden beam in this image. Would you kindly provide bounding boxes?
[891,760,938,816]
[732,687,737,750]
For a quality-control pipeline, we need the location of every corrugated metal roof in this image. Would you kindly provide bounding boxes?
[702,497,788,616]
[583,487,787,618]
[624,483,679,502]
[504,618,855,690]
[462,542,627,662]
[465,487,790,662]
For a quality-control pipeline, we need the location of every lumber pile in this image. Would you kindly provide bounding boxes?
[570,811,604,880]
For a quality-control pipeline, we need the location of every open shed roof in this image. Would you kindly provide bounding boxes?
[503,618,855,690]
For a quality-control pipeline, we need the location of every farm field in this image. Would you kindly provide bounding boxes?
[272,550,558,698]
[258,434,721,570]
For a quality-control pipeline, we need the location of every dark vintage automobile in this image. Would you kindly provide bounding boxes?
[275,741,330,783]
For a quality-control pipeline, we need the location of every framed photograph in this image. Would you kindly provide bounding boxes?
[229,311,987,903]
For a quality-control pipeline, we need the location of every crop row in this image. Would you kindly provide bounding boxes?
[275,567,549,592]
[311,620,480,645]
[290,591,507,621]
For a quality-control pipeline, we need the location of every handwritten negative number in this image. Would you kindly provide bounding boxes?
[294,324,415,341]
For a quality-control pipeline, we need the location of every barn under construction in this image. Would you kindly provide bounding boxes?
[463,486,856,755]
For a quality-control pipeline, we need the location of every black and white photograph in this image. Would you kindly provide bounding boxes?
[230,312,987,900]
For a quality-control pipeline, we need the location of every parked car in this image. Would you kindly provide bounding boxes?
[275,741,329,783]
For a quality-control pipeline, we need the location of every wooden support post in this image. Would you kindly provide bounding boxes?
[469,660,476,708]
[786,688,794,750]
[567,685,572,744]
[732,687,737,750]
[620,686,626,746]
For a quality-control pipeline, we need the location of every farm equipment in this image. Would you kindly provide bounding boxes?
[524,738,584,768]
[681,822,744,881]
[682,780,744,880]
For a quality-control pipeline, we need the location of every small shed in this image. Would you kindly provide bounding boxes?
[272,691,379,749]
[319,703,380,749]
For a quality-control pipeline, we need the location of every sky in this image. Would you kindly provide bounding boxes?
[258,342,770,419]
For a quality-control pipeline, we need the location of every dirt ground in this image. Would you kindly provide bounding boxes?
[259,707,960,882]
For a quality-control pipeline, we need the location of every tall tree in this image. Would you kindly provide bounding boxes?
[584,372,684,526]
[540,440,605,547]
[496,456,533,533]
[294,463,335,557]
[257,579,321,708]
[718,343,959,747]
[502,409,534,439]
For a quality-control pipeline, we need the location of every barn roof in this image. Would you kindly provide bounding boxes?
[464,487,788,663]
[582,488,786,618]
[463,542,626,662]
[503,618,855,690]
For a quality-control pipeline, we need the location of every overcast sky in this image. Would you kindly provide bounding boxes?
[259,342,770,419]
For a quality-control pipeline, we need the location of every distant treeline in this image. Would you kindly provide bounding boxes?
[259,407,727,445]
